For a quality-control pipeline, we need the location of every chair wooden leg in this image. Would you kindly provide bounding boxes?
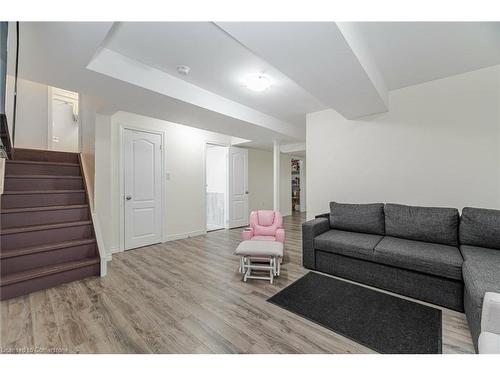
[269,258,274,284]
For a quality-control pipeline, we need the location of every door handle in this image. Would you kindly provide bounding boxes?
[125,195,132,201]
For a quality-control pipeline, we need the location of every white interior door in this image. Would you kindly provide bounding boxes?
[124,129,162,250]
[228,146,249,228]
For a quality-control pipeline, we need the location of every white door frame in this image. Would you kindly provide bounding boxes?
[299,159,306,212]
[203,142,229,232]
[118,124,166,252]
[47,86,79,151]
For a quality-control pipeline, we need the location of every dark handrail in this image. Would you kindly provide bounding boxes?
[0,113,13,159]
[0,21,18,160]
[11,21,19,147]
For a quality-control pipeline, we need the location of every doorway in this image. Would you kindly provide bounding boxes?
[205,145,249,231]
[48,87,79,152]
[205,144,228,231]
[123,128,163,250]
[291,158,306,212]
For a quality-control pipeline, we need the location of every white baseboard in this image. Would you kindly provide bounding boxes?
[165,229,207,242]
[106,231,206,254]
[109,246,121,254]
[99,253,112,277]
[90,212,110,276]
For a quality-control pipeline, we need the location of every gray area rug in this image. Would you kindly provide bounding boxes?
[268,272,442,353]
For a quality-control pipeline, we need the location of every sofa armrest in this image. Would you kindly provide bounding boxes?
[242,228,254,241]
[482,292,500,335]
[478,332,500,354]
[302,217,330,269]
[275,228,285,244]
[315,212,330,219]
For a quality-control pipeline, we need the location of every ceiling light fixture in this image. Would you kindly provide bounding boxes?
[243,74,272,92]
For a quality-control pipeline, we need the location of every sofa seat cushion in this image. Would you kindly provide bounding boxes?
[384,203,459,246]
[374,236,463,280]
[314,229,383,261]
[460,245,500,263]
[461,245,500,308]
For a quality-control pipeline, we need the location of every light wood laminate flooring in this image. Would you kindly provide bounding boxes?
[1,212,474,353]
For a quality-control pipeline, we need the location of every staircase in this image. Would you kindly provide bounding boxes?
[1,148,100,300]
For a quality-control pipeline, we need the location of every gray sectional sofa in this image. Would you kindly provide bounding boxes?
[302,202,500,352]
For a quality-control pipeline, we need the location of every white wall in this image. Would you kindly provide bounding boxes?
[248,148,274,212]
[78,94,100,208]
[306,65,500,220]
[247,148,292,217]
[5,76,49,149]
[280,154,292,216]
[94,113,113,250]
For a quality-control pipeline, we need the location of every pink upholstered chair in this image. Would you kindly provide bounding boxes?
[242,210,285,243]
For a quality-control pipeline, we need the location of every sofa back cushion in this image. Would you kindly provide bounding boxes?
[384,204,459,246]
[329,202,385,235]
[460,207,500,250]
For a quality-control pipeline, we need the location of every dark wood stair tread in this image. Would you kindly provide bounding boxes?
[14,148,79,157]
[2,189,85,195]
[0,257,100,286]
[1,220,92,235]
[1,238,97,259]
[1,148,100,300]
[6,160,79,167]
[1,204,89,214]
[4,174,83,179]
